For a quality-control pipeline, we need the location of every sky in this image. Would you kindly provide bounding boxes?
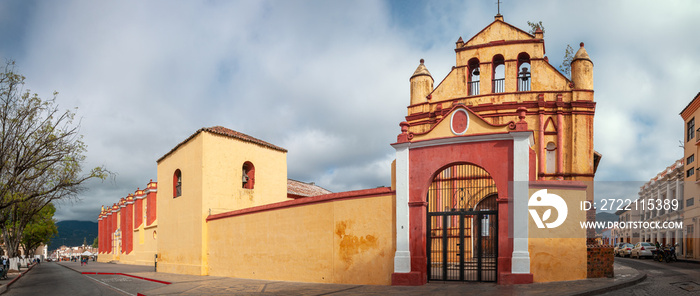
[1,0,699,221]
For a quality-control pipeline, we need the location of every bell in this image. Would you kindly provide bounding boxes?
[472,67,480,76]
[520,67,530,81]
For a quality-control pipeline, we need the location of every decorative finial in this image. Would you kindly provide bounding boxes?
[580,42,584,48]
[397,122,411,143]
[497,0,502,15]
[420,58,424,64]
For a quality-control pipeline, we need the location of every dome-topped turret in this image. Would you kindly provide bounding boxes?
[409,59,434,105]
[573,42,592,63]
[411,59,432,79]
[571,42,593,90]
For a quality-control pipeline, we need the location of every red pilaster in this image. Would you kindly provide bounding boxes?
[538,94,545,180]
[97,217,103,253]
[124,200,134,254]
[135,198,143,227]
[556,94,564,178]
[146,181,158,225]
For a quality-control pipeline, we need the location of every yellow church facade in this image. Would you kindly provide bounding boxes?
[98,15,604,286]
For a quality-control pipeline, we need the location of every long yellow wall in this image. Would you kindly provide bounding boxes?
[120,224,158,266]
[207,192,395,285]
[528,184,588,282]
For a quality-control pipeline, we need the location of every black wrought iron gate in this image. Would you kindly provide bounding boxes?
[426,163,498,282]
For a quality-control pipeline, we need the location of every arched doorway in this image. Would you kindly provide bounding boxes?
[427,163,498,282]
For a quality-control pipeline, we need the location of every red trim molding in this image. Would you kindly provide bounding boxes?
[206,187,395,222]
[537,173,595,179]
[408,201,428,207]
[458,38,543,52]
[529,180,588,190]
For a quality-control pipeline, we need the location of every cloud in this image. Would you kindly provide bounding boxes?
[3,1,700,221]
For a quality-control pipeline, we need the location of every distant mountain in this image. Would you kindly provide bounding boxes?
[595,212,619,234]
[48,220,98,251]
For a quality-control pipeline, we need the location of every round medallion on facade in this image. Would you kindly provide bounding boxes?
[450,108,470,135]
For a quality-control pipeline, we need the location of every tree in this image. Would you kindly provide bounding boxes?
[19,203,58,256]
[526,21,574,79]
[559,44,575,78]
[526,21,544,34]
[0,60,109,257]
[92,237,98,248]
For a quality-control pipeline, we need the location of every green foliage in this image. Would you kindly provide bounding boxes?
[559,44,575,78]
[526,21,544,35]
[20,203,58,255]
[92,237,98,248]
[525,22,575,79]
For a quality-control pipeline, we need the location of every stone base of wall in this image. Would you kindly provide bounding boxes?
[587,244,614,278]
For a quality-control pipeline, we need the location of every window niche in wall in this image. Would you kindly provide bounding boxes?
[546,142,557,174]
[173,169,182,198]
[242,162,255,189]
[517,52,531,91]
[492,54,505,93]
[468,58,481,96]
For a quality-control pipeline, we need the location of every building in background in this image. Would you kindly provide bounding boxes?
[638,159,684,247]
[680,92,700,259]
[616,159,684,251]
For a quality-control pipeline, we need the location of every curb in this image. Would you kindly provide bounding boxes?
[58,263,172,286]
[81,272,171,285]
[677,258,700,264]
[571,271,647,296]
[0,263,38,295]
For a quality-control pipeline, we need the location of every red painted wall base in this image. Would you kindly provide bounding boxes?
[499,272,534,284]
[391,271,425,286]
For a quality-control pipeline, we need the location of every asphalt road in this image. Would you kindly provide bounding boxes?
[598,257,700,295]
[4,262,165,296]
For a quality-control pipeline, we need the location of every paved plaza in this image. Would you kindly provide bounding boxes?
[0,260,652,295]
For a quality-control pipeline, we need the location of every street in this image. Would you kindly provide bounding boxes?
[599,257,700,295]
[4,262,165,296]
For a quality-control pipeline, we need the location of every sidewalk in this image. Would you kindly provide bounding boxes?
[0,264,37,294]
[678,257,700,264]
[57,261,645,296]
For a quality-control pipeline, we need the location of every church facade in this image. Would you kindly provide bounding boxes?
[391,14,599,285]
[98,15,601,285]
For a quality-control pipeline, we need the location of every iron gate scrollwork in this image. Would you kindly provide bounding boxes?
[427,163,498,282]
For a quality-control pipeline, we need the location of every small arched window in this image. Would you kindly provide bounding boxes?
[492,55,505,93]
[546,142,556,174]
[242,162,255,189]
[468,58,480,96]
[517,52,531,91]
[173,169,182,198]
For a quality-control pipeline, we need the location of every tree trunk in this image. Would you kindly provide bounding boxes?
[2,225,23,258]
[9,257,18,271]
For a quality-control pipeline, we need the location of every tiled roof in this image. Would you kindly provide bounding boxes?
[287,179,332,198]
[157,126,287,163]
